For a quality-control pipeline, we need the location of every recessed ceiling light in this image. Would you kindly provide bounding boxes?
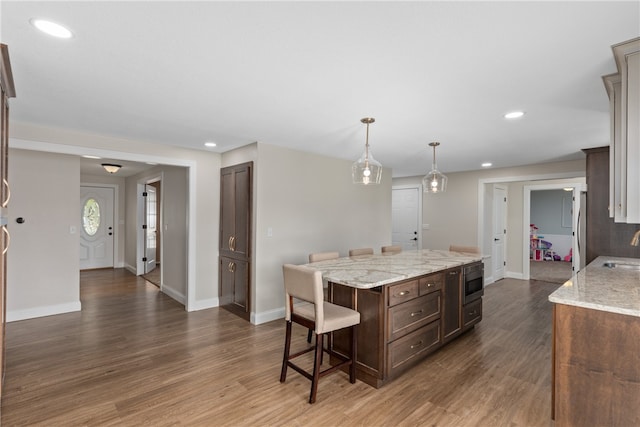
[481,162,492,168]
[504,111,525,119]
[82,155,101,159]
[204,142,217,148]
[30,18,73,39]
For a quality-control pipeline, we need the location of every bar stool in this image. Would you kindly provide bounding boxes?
[305,251,340,342]
[349,247,373,256]
[308,251,340,263]
[381,245,402,253]
[280,264,360,404]
[449,244,480,254]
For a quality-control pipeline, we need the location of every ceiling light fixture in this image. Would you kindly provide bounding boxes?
[30,18,73,39]
[482,162,492,168]
[422,142,447,193]
[102,163,122,174]
[352,117,382,185]
[204,142,217,148]
[82,155,101,159]
[504,111,525,119]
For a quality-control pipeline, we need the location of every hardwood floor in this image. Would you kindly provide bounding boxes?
[1,269,560,426]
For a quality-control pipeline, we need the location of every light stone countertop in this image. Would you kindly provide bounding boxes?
[304,249,482,289]
[548,256,640,317]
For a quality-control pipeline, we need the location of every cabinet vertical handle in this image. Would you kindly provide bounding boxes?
[2,178,10,208]
[228,236,236,251]
[228,261,236,273]
[2,226,9,255]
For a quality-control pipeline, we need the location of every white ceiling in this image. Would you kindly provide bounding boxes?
[2,1,639,178]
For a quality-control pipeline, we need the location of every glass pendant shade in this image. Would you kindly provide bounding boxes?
[423,142,447,193]
[352,150,382,185]
[352,117,382,185]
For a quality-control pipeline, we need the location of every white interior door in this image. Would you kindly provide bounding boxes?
[80,186,114,270]
[144,184,157,274]
[392,187,420,250]
[492,185,507,281]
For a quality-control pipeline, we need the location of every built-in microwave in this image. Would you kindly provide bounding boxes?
[463,262,484,304]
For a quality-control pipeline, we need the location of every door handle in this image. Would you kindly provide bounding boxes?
[228,261,236,273]
[411,237,418,241]
[494,238,500,242]
[2,178,10,208]
[2,226,9,255]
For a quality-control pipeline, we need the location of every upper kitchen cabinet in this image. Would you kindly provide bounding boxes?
[603,37,640,224]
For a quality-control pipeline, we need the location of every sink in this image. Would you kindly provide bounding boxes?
[603,261,640,271]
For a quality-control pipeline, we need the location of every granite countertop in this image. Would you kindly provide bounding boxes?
[304,249,482,289]
[548,256,640,317]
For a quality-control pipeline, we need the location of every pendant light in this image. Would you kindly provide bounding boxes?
[352,117,382,185]
[422,142,447,193]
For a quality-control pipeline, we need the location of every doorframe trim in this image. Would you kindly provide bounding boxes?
[80,183,120,268]
[10,137,197,311]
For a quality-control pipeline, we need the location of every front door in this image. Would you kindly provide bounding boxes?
[392,187,420,250]
[80,186,114,270]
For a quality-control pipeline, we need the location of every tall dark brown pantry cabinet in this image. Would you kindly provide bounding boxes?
[219,162,252,321]
[0,44,16,401]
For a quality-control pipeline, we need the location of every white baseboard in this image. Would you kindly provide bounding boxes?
[506,271,524,280]
[484,275,495,285]
[7,301,82,322]
[161,286,185,305]
[252,307,285,325]
[124,263,137,274]
[188,297,219,311]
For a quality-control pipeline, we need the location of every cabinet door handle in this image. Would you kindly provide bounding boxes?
[2,178,10,208]
[228,236,236,251]
[426,283,434,288]
[410,310,423,317]
[2,226,9,255]
[228,261,236,273]
[398,290,410,296]
[410,340,423,349]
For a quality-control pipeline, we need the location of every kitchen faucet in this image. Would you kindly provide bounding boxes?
[631,229,640,246]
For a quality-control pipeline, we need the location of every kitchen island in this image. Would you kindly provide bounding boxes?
[306,249,483,388]
[549,256,640,426]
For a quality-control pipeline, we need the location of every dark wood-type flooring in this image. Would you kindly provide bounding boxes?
[1,269,560,426]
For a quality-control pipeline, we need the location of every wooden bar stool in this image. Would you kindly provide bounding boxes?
[280,264,360,404]
[449,244,480,254]
[308,251,339,263]
[349,247,373,256]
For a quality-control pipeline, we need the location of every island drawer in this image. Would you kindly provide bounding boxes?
[419,273,443,295]
[388,280,419,306]
[463,298,482,329]
[388,320,441,375]
[388,291,441,341]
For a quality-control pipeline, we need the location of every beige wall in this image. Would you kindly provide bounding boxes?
[7,149,80,320]
[393,159,586,278]
[222,142,393,323]
[9,122,221,314]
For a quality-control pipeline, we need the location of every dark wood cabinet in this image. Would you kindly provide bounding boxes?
[219,256,249,310]
[442,269,462,342]
[219,162,252,320]
[553,303,640,426]
[583,147,640,263]
[0,43,15,400]
[330,265,478,388]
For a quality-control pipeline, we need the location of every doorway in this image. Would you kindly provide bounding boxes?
[391,185,422,250]
[523,182,586,280]
[80,186,115,270]
[139,176,162,288]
